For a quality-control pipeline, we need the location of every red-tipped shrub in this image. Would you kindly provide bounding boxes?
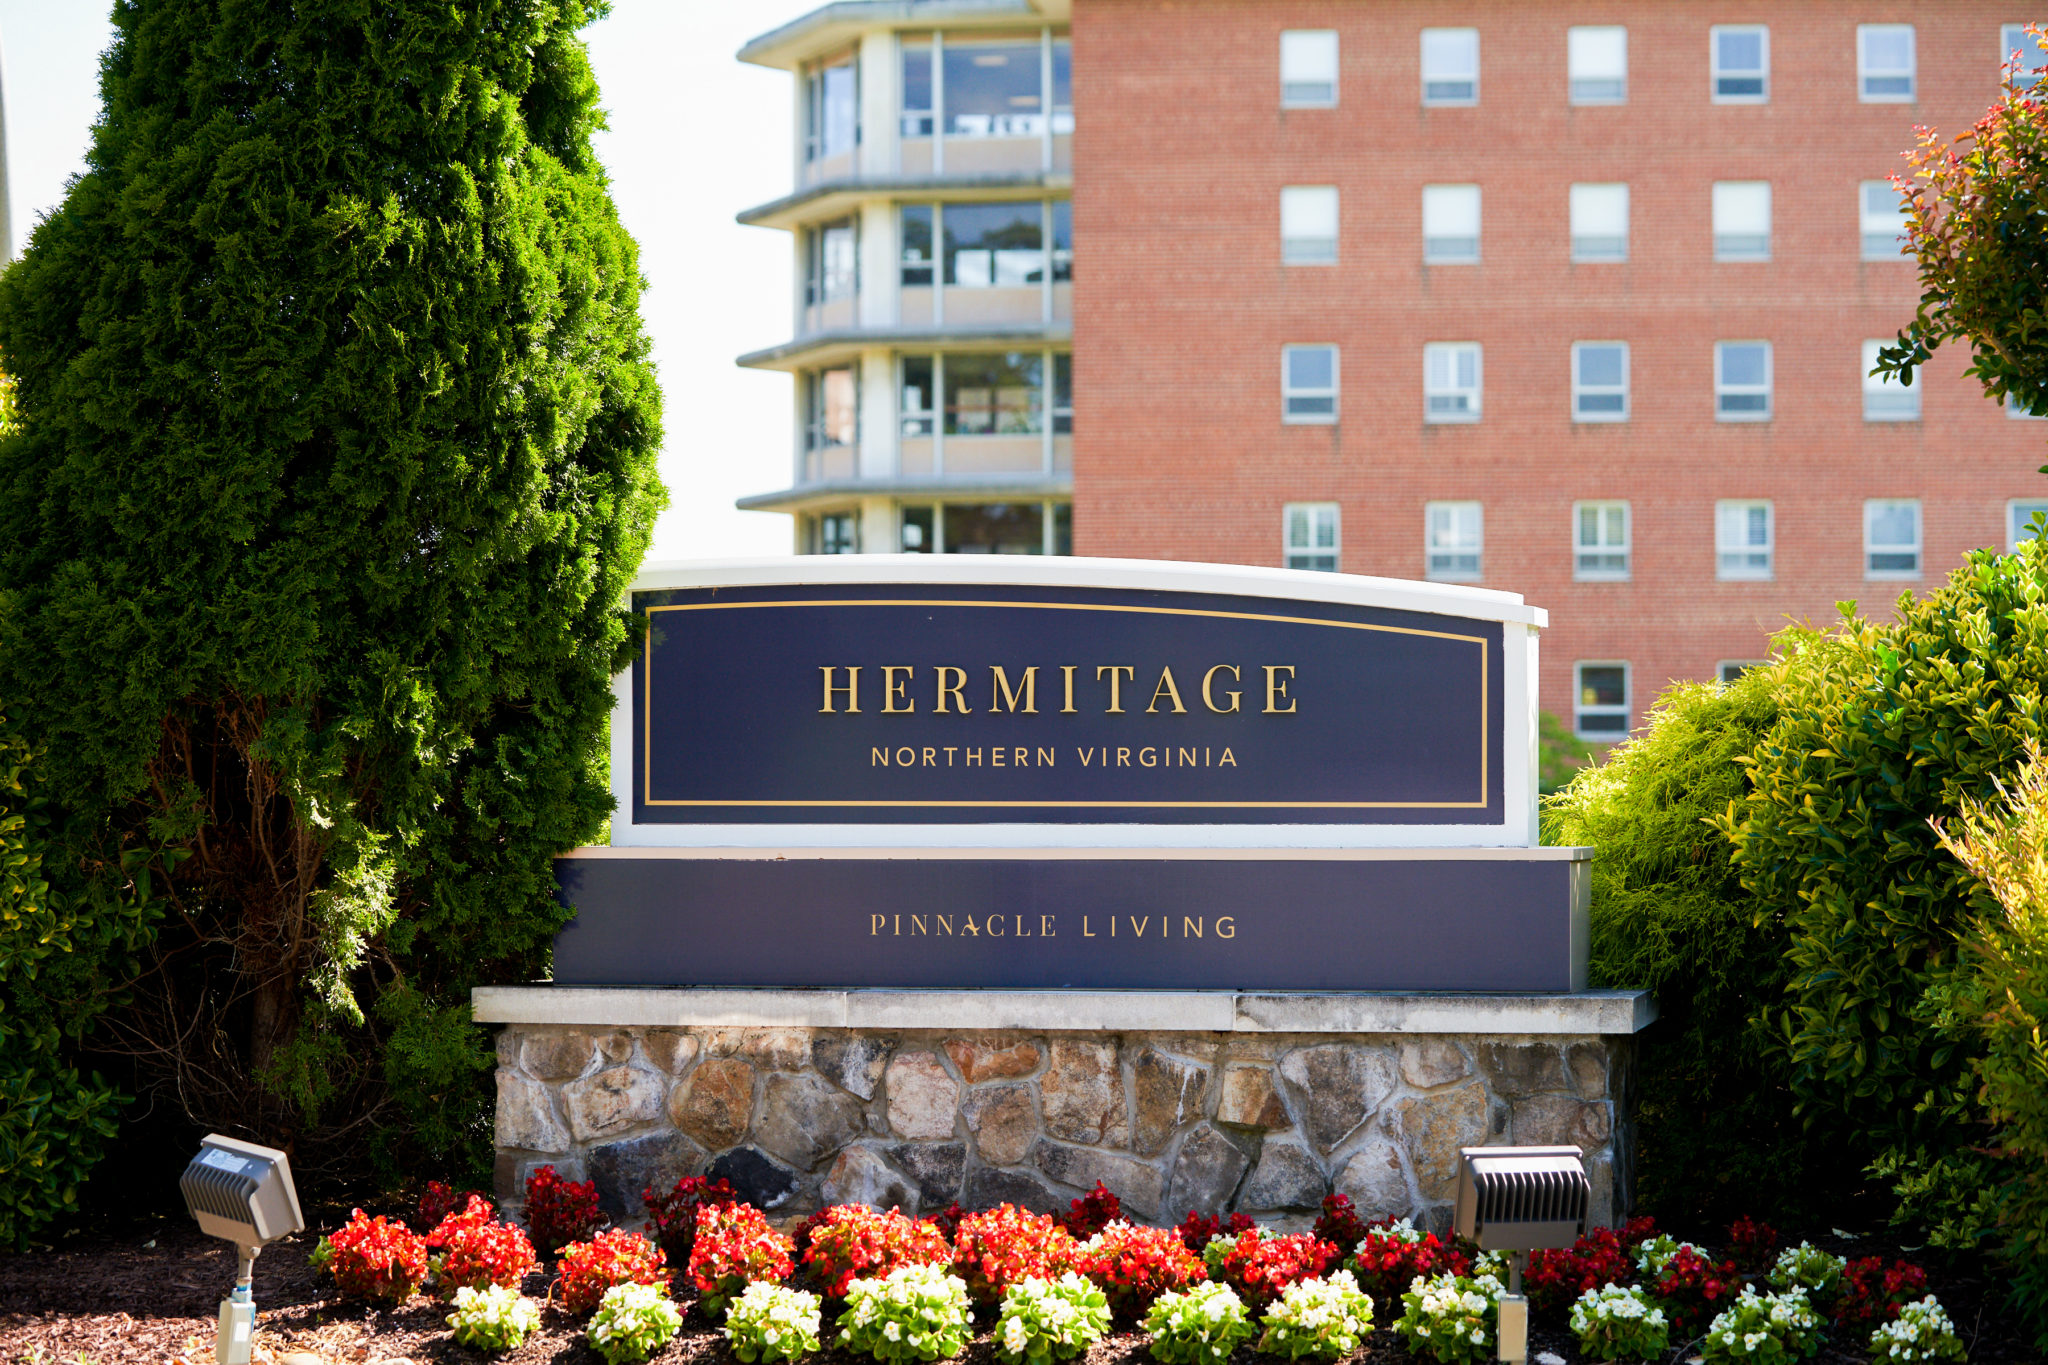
[426,1193,497,1248]
[439,1217,538,1293]
[1205,1230,1339,1312]
[1346,1225,1471,1307]
[1834,1257,1930,1328]
[1077,1221,1206,1323]
[929,1201,966,1243]
[418,1180,485,1233]
[1059,1182,1122,1240]
[556,1228,668,1316]
[801,1204,954,1298]
[326,1209,430,1305]
[643,1174,738,1266]
[689,1203,795,1318]
[1311,1194,1371,1253]
[1525,1227,1639,1316]
[1726,1216,1780,1272]
[1173,1209,1255,1256]
[952,1204,1080,1305]
[1648,1245,1742,1336]
[1620,1214,1658,1245]
[525,1164,603,1256]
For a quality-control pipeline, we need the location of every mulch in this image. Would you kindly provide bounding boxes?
[0,1216,2037,1365]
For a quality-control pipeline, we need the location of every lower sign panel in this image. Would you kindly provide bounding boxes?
[552,852,1589,992]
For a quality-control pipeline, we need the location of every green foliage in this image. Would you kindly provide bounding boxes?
[1542,644,1849,1222]
[1870,1297,1966,1363]
[835,1264,975,1364]
[446,1285,542,1353]
[1538,710,1595,796]
[587,1282,683,1365]
[1142,1282,1256,1365]
[1699,1287,1823,1364]
[1253,1271,1374,1361]
[723,1283,824,1365]
[0,0,663,1178]
[994,1273,1111,1365]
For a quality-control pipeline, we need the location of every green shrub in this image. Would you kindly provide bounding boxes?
[722,1283,824,1364]
[1254,1271,1375,1360]
[1142,1282,1256,1365]
[835,1264,975,1363]
[587,1282,683,1365]
[994,1273,1111,1365]
[1699,1286,1823,1363]
[446,1285,542,1352]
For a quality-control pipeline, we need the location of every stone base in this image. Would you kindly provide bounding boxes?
[475,988,1653,1233]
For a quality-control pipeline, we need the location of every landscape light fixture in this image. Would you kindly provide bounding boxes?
[179,1134,305,1365]
[1453,1145,1591,1365]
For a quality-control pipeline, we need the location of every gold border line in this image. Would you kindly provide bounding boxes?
[638,597,1493,811]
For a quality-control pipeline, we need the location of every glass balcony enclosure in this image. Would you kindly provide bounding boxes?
[802,50,860,184]
[898,350,1071,477]
[900,31,1072,175]
[899,200,1070,327]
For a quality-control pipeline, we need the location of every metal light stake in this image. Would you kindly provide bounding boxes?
[1453,1145,1591,1365]
[179,1135,305,1365]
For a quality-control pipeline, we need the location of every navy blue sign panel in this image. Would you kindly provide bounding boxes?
[553,853,1586,992]
[631,581,1505,825]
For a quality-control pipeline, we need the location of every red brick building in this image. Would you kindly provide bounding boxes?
[738,2,2048,738]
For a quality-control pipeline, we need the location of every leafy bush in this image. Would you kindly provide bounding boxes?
[1172,1209,1254,1256]
[1766,1242,1846,1306]
[326,1209,431,1304]
[446,1284,542,1352]
[644,1174,737,1267]
[723,1282,823,1364]
[1309,1194,1370,1252]
[1202,1230,1338,1312]
[835,1263,975,1363]
[1394,1271,1500,1365]
[420,1182,486,1234]
[438,1217,538,1294]
[1700,1286,1824,1364]
[1727,1217,1781,1273]
[556,1228,668,1317]
[1569,1284,1668,1362]
[1525,1227,1637,1316]
[1869,1296,1966,1363]
[995,1272,1111,1365]
[1076,1220,1206,1323]
[952,1205,1079,1307]
[427,1193,498,1248]
[1836,1258,1930,1330]
[1632,1235,1695,1278]
[1058,1182,1122,1240]
[1648,1245,1743,1338]
[588,1282,683,1365]
[1255,1271,1375,1360]
[1143,1281,1256,1365]
[1346,1221,1468,1307]
[526,1165,603,1256]
[689,1202,794,1319]
[801,1204,953,1299]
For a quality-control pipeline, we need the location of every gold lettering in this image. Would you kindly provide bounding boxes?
[1097,665,1135,712]
[967,748,983,766]
[987,914,1004,936]
[1146,666,1188,714]
[923,747,937,766]
[1263,665,1297,714]
[1217,916,1236,938]
[1061,665,1078,713]
[896,747,914,766]
[991,665,1039,713]
[1037,747,1055,767]
[1179,747,1196,767]
[821,666,862,713]
[1078,747,1094,767]
[1117,747,1131,766]
[1110,916,1116,937]
[912,915,927,935]
[1183,916,1203,938]
[945,746,957,765]
[1131,916,1149,937]
[882,665,915,713]
[872,747,888,766]
[1015,747,1028,766]
[1202,664,1242,713]
[935,665,971,713]
[937,915,954,935]
[963,916,980,936]
[893,915,900,936]
[1221,748,1237,766]
[1042,914,1056,937]
[1083,916,1095,937]
[1016,915,1029,936]
[870,914,886,936]
[1140,747,1157,767]
[993,748,1005,767]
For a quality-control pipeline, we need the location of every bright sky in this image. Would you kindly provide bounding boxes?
[0,0,814,559]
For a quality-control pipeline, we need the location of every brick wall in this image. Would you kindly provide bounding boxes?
[1070,0,2045,732]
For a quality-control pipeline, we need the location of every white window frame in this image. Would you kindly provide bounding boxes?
[1716,499,1775,581]
[2010,499,2048,549]
[1424,343,1482,423]
[1425,501,1484,581]
[1421,27,1479,106]
[1574,661,1631,741]
[1861,180,1908,261]
[2004,23,2047,89]
[1570,183,1629,262]
[1282,344,1339,425]
[1863,339,1920,422]
[1283,502,1341,571]
[1715,341,1773,421]
[1281,30,1339,108]
[1712,181,1772,262]
[1864,498,1923,579]
[1717,660,1764,684]
[1858,24,1916,101]
[1572,341,1630,422]
[1711,24,1769,103]
[1281,185,1339,265]
[1422,184,1481,264]
[1568,26,1627,105]
[1574,501,1632,581]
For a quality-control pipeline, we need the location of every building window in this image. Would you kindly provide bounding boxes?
[1281,186,1339,264]
[944,202,1045,287]
[900,506,934,551]
[812,511,860,555]
[897,503,1067,555]
[1424,343,1482,422]
[1863,339,1920,421]
[1573,342,1629,421]
[805,55,859,163]
[901,357,935,436]
[896,351,1069,454]
[1575,663,1630,739]
[1570,183,1628,262]
[1052,201,1073,281]
[1421,28,1479,105]
[1283,345,1338,423]
[1574,501,1631,580]
[1712,25,1768,102]
[1053,353,1073,432]
[1861,181,1908,260]
[2004,23,2047,89]
[901,206,933,286]
[901,40,934,138]
[1859,24,1915,101]
[2011,500,2048,548]
[1717,660,1762,683]
[1284,502,1340,571]
[1716,500,1774,579]
[945,352,1043,434]
[1713,182,1771,261]
[945,38,1048,139]
[1425,501,1483,580]
[1422,184,1480,263]
[1281,30,1339,107]
[1569,26,1627,104]
[1716,341,1773,420]
[806,366,858,449]
[806,218,858,306]
[1866,499,1923,578]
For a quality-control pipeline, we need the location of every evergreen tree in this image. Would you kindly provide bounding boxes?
[0,0,664,1191]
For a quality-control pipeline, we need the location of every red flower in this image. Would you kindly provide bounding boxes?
[1076,1222,1206,1323]
[1525,1227,1637,1315]
[525,1164,603,1256]
[1650,1245,1742,1336]
[1726,1216,1781,1272]
[952,1204,1080,1306]
[643,1175,738,1266]
[1059,1182,1123,1240]
[801,1204,953,1299]
[326,1209,430,1305]
[1209,1230,1339,1312]
[1346,1227,1471,1306]
[438,1216,538,1293]
[1834,1256,1929,1327]
[1173,1209,1256,1256]
[689,1203,794,1317]
[556,1228,667,1316]
[1311,1195,1371,1253]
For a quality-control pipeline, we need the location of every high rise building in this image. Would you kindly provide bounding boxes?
[737,2,2048,737]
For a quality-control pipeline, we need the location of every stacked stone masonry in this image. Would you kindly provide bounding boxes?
[494,1025,1632,1232]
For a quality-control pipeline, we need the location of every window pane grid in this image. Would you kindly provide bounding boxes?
[1573,342,1629,421]
[2011,501,2048,549]
[1575,663,1630,738]
[1284,502,1340,571]
[1568,26,1627,104]
[1424,343,1482,421]
[2005,24,2047,89]
[1283,345,1339,424]
[1712,25,1768,101]
[1422,184,1480,263]
[1281,185,1339,264]
[1713,182,1771,261]
[1716,500,1774,579]
[1425,501,1483,580]
[1716,341,1773,420]
[1421,28,1479,105]
[1859,24,1915,101]
[1865,499,1922,577]
[1281,30,1339,107]
[1574,501,1631,579]
[1861,181,1909,260]
[1570,183,1628,262]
